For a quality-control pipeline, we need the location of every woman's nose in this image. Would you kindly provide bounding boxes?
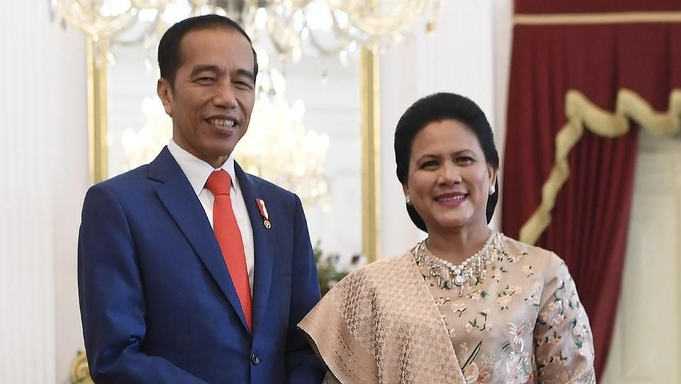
[439,162,461,185]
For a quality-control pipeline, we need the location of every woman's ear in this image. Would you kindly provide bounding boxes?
[487,165,499,195]
[487,164,498,185]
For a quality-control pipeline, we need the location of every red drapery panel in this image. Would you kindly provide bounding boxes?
[502,0,681,380]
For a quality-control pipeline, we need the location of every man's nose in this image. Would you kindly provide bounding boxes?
[212,81,237,108]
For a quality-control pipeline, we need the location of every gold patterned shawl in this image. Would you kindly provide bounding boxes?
[299,251,466,384]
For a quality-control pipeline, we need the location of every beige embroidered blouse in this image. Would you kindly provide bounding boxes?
[299,234,596,384]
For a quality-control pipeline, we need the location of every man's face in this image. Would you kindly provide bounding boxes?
[157,27,256,168]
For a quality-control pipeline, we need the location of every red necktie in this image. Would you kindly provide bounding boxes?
[205,170,252,331]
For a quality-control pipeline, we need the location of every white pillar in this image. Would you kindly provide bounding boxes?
[0,1,88,382]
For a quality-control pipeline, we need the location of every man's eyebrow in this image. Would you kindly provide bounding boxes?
[235,68,255,82]
[189,64,219,77]
[188,65,254,82]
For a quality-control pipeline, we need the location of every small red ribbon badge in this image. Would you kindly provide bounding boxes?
[256,198,271,229]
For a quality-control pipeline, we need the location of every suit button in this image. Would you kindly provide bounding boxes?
[250,353,260,365]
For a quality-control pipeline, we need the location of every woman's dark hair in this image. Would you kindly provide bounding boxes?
[157,14,258,87]
[394,92,500,232]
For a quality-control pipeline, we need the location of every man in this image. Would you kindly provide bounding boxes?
[78,14,325,383]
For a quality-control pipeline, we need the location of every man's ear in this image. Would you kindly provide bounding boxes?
[157,78,173,116]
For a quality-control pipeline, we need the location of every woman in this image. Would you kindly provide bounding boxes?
[299,92,595,383]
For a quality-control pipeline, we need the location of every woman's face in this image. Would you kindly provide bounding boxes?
[403,119,497,235]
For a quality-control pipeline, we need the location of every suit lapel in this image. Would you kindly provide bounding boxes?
[235,163,274,333]
[149,148,250,332]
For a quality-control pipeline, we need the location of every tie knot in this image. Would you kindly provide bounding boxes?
[205,170,232,196]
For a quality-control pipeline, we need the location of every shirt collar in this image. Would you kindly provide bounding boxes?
[167,139,239,196]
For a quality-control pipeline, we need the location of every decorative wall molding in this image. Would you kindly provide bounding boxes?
[514,12,681,25]
[70,350,93,384]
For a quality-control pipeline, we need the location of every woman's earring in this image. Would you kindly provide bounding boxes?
[489,185,496,195]
[405,194,412,205]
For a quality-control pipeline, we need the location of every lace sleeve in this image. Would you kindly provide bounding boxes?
[533,254,596,384]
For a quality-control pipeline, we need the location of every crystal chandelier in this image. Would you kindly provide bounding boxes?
[49,0,443,207]
[234,67,331,207]
[51,0,445,60]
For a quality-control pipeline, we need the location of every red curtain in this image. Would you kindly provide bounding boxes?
[502,0,681,379]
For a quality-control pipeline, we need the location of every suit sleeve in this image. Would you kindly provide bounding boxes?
[284,195,326,383]
[78,184,210,384]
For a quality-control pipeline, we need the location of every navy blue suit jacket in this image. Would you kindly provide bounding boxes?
[78,147,325,383]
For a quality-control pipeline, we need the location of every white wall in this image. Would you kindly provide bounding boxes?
[378,0,513,258]
[0,1,88,383]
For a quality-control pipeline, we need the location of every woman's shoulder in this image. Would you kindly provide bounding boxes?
[349,249,414,274]
[499,233,566,271]
[332,249,417,291]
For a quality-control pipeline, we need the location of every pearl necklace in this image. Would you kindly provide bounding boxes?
[414,230,504,296]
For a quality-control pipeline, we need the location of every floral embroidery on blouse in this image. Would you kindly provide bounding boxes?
[418,235,596,384]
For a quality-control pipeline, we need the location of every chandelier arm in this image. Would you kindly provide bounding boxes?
[56,0,140,39]
[302,8,353,55]
[112,7,168,47]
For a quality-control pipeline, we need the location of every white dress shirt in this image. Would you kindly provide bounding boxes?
[167,140,255,292]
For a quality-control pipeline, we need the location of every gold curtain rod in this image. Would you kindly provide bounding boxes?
[514,11,681,25]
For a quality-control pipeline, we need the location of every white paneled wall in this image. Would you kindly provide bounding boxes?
[379,0,512,258]
[0,1,88,383]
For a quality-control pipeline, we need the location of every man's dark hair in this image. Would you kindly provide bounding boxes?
[394,92,500,231]
[157,14,259,87]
